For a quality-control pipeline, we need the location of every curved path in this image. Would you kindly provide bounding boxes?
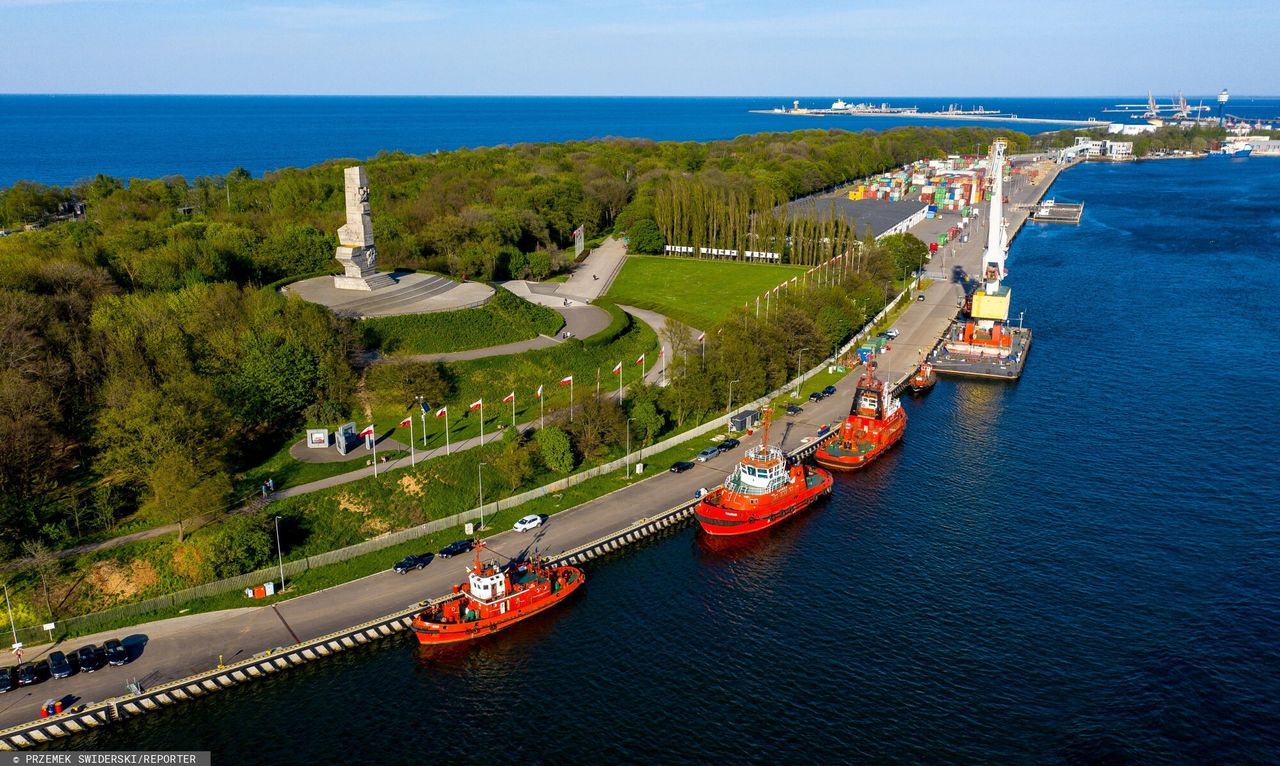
[616,304,702,386]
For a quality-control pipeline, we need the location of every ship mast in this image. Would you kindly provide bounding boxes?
[759,406,772,450]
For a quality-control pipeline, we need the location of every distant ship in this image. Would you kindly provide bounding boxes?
[813,363,907,470]
[1208,140,1253,158]
[694,409,833,536]
[409,543,584,645]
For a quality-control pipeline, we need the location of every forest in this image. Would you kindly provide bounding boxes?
[0,125,996,613]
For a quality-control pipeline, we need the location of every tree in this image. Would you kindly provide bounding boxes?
[141,453,232,542]
[629,218,665,254]
[494,430,534,490]
[21,540,59,619]
[568,397,625,459]
[527,250,553,280]
[879,232,929,277]
[535,426,575,475]
[205,514,273,578]
[630,398,665,445]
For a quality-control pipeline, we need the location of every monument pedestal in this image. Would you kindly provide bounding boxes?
[332,166,393,292]
[334,272,397,291]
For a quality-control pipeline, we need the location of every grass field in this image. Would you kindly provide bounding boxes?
[356,287,563,355]
[605,255,807,329]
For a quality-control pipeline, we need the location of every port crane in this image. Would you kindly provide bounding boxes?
[1103,91,1210,123]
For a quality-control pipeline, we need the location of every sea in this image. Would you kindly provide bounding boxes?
[17,100,1280,762]
[5,95,1280,187]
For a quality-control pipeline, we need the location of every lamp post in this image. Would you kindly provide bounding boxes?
[477,462,487,531]
[274,516,285,592]
[3,582,17,647]
[626,418,632,478]
[795,347,810,395]
[727,379,740,415]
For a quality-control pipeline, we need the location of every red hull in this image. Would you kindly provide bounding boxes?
[695,468,833,536]
[813,412,906,472]
[410,566,584,645]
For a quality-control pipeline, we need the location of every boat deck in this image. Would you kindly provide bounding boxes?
[930,324,1032,381]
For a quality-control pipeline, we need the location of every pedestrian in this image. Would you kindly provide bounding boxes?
[261,483,267,498]
[267,478,275,492]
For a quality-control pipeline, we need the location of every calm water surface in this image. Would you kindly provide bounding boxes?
[43,158,1280,763]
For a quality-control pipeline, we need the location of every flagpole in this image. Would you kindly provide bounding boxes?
[480,401,484,446]
[511,394,516,430]
[570,379,574,421]
[409,418,416,467]
[618,363,623,402]
[445,409,451,455]
[372,428,378,477]
[540,391,544,430]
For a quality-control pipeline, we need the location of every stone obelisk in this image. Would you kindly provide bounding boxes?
[333,166,394,291]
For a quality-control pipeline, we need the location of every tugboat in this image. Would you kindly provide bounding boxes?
[909,359,937,394]
[813,362,907,470]
[695,408,833,537]
[409,543,584,645]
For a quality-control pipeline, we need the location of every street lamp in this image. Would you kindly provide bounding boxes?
[274,516,285,592]
[795,347,810,394]
[3,582,17,647]
[727,379,740,415]
[477,462,487,531]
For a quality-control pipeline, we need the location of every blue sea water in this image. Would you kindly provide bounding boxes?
[5,95,1280,187]
[42,157,1280,762]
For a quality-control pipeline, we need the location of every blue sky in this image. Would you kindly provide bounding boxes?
[2,0,1275,96]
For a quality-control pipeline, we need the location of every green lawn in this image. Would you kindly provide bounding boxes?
[356,286,563,355]
[605,255,807,329]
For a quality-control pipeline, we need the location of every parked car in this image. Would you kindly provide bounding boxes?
[696,447,720,462]
[103,639,130,667]
[884,328,900,339]
[785,403,802,416]
[48,651,75,680]
[669,461,695,474]
[808,391,826,402]
[393,554,432,574]
[821,385,838,397]
[718,438,740,452]
[916,293,926,302]
[513,514,543,533]
[694,487,709,499]
[74,644,106,673]
[438,540,474,559]
[16,662,45,686]
[0,666,16,693]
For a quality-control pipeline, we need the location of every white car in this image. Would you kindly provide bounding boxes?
[513,514,543,532]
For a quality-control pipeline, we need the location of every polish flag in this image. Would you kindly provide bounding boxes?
[658,348,665,358]
[535,384,543,399]
[697,332,706,342]
[358,424,375,437]
[635,353,645,366]
[469,399,483,411]
[612,362,622,375]
[559,375,573,385]
[435,406,447,418]
[502,391,515,403]
[398,416,412,428]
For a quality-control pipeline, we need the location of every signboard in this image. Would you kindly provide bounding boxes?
[335,422,359,455]
[573,225,585,257]
[42,622,55,631]
[306,428,330,449]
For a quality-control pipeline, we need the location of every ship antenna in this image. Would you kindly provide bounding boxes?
[760,406,773,450]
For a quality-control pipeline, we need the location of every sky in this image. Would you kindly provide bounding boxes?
[2,0,1276,96]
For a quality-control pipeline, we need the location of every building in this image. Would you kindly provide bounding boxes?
[1108,122,1159,136]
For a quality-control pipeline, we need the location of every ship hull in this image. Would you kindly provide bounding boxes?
[410,569,584,645]
[695,470,833,537]
[813,416,906,472]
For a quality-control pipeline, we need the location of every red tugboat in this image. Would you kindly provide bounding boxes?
[909,360,937,394]
[409,542,584,645]
[813,362,907,470]
[695,408,833,537]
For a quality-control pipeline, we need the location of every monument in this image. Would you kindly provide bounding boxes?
[333,166,395,291]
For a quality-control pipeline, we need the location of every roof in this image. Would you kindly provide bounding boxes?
[785,197,927,237]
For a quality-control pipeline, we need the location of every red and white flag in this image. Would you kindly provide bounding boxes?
[502,391,515,403]
[358,424,375,437]
[697,332,706,342]
[469,399,483,411]
[659,348,665,358]
[535,384,543,399]
[435,406,447,418]
[559,375,573,385]
[398,416,412,428]
[612,362,622,375]
[635,353,645,366]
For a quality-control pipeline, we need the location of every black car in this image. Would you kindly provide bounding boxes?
[718,438,740,452]
[16,661,45,686]
[0,666,16,693]
[74,644,106,673]
[438,540,474,559]
[48,650,74,679]
[821,385,838,397]
[669,461,695,474]
[393,554,432,574]
[785,403,802,416]
[103,638,130,667]
[808,391,825,402]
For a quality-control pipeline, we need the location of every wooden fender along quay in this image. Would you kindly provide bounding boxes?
[0,406,843,749]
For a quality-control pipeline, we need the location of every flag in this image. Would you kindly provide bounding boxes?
[659,348,665,358]
[559,375,573,385]
[435,406,447,418]
[398,416,412,428]
[535,384,543,399]
[358,424,375,437]
[469,399,483,410]
[612,362,622,375]
[697,332,706,342]
[419,400,428,415]
[503,391,515,403]
[635,353,645,366]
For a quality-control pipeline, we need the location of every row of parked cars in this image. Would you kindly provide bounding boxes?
[390,515,547,575]
[808,384,839,403]
[0,639,132,692]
